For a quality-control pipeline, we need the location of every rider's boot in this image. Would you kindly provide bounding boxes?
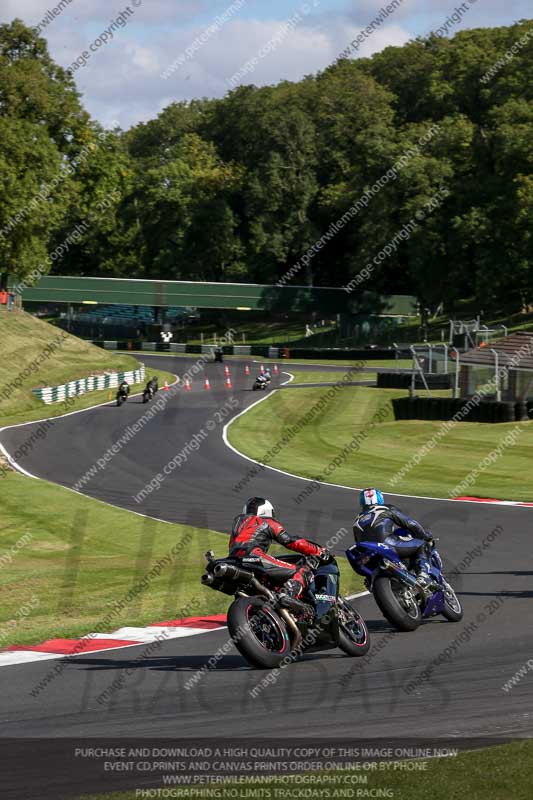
[276,578,314,621]
[414,556,437,591]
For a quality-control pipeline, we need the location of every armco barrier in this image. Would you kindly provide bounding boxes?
[391,395,529,423]
[32,364,145,405]
[516,401,529,421]
[90,341,399,361]
[391,397,406,420]
[283,347,395,360]
[377,372,451,389]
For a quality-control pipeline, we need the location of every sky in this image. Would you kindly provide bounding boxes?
[1,0,530,130]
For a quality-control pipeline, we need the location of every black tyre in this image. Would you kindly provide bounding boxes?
[116,396,123,407]
[227,597,291,669]
[336,599,370,656]
[373,576,422,631]
[441,581,463,622]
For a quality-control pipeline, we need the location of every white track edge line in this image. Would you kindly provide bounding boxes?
[280,372,295,386]
[221,395,532,509]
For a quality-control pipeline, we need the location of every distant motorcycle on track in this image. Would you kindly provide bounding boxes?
[116,383,130,407]
[142,378,158,403]
[201,550,370,668]
[252,374,271,391]
[142,387,154,403]
[346,533,463,631]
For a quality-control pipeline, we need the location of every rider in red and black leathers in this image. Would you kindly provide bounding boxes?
[229,497,328,599]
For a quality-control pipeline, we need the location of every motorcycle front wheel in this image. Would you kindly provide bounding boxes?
[227,596,291,669]
[373,576,422,631]
[336,599,370,656]
[441,581,463,622]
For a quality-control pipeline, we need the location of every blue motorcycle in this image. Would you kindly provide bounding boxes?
[346,532,463,631]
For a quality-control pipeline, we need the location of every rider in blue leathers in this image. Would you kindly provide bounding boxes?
[352,488,435,588]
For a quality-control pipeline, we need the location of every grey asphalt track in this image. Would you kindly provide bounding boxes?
[0,355,532,795]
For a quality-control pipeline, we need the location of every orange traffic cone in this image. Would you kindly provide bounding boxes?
[163,380,169,391]
[204,377,211,391]
[224,364,230,376]
[226,375,232,389]
[244,364,250,376]
[273,364,279,375]
[260,364,265,374]
[184,377,191,391]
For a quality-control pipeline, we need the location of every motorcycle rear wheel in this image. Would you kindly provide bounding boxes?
[373,576,421,631]
[227,596,292,669]
[336,599,370,656]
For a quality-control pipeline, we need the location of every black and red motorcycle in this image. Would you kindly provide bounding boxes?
[201,550,370,669]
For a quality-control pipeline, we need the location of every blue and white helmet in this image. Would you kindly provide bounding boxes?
[359,487,384,509]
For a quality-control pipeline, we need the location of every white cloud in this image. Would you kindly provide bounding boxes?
[0,0,530,129]
[339,22,411,57]
[0,0,209,28]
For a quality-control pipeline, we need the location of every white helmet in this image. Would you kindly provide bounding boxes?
[243,497,275,518]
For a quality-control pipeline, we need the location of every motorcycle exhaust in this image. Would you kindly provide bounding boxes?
[278,608,302,652]
[207,563,274,600]
[382,558,418,586]
[213,563,255,584]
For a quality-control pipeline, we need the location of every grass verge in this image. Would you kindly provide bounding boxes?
[287,370,377,384]
[228,384,532,501]
[0,310,175,427]
[0,470,228,647]
[80,739,533,800]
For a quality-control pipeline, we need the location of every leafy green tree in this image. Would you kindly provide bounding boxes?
[123,133,244,280]
[0,19,90,283]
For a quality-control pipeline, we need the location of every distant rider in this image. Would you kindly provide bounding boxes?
[229,497,330,610]
[146,376,158,394]
[118,380,130,398]
[353,488,435,588]
[257,370,271,387]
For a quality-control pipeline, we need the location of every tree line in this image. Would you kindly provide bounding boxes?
[0,17,531,313]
